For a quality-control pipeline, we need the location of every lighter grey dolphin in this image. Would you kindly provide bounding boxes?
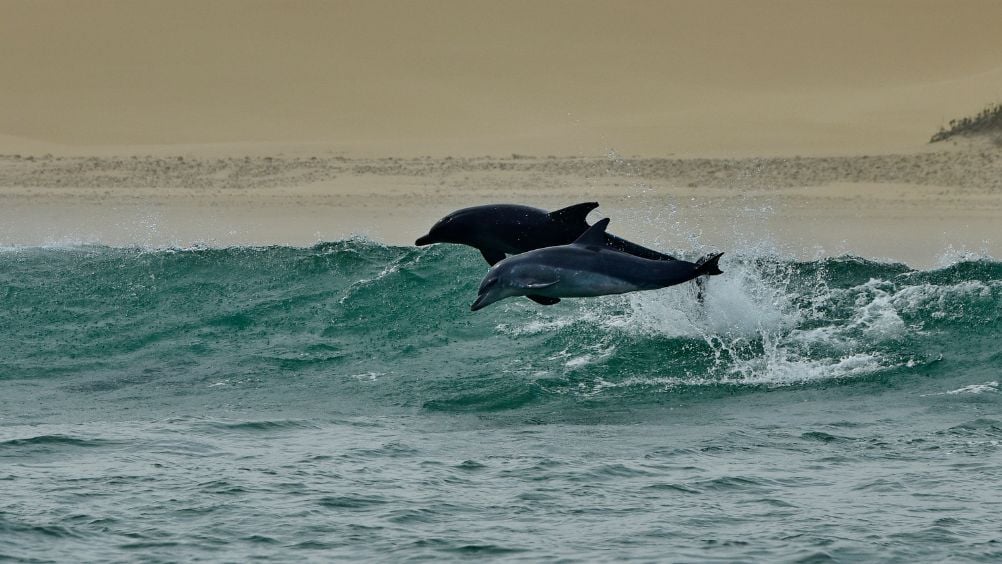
[470,218,723,311]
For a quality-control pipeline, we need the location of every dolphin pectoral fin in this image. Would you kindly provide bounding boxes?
[548,202,599,225]
[526,295,561,306]
[572,218,611,248]
[478,248,507,266]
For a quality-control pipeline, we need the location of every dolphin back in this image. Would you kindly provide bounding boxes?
[602,233,678,261]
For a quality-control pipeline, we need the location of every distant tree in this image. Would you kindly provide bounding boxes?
[931,102,1002,143]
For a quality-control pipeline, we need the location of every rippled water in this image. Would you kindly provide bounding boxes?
[1,242,1000,561]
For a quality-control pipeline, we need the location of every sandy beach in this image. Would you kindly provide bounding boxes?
[1,145,1000,267]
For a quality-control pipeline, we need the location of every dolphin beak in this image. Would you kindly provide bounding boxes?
[415,234,434,246]
[470,293,492,312]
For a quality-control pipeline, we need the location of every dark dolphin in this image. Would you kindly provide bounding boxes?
[470,218,723,311]
[415,202,677,266]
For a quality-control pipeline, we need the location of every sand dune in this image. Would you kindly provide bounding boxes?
[3,0,1002,156]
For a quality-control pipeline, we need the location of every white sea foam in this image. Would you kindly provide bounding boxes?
[564,345,616,369]
[842,280,908,341]
[351,372,387,382]
[337,251,414,305]
[579,350,891,394]
[494,227,1000,390]
[935,243,995,268]
[945,381,999,395]
[922,381,1000,397]
[892,280,999,318]
[610,255,797,339]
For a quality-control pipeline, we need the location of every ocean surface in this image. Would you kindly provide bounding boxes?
[1,241,1000,562]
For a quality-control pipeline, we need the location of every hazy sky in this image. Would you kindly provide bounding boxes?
[3,0,1002,154]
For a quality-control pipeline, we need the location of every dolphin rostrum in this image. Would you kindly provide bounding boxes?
[415,203,677,266]
[470,218,723,311]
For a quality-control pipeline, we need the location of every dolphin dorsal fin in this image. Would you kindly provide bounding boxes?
[549,202,599,225]
[572,218,610,247]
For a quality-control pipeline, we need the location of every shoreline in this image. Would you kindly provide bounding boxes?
[1,148,999,268]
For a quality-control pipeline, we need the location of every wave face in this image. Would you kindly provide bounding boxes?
[2,242,999,412]
[2,242,1001,561]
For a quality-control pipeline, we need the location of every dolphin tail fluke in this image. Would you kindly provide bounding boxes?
[695,252,724,276]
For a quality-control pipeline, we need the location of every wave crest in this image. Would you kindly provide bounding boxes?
[1,243,999,412]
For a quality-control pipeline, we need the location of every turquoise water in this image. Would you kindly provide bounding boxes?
[1,242,1000,561]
